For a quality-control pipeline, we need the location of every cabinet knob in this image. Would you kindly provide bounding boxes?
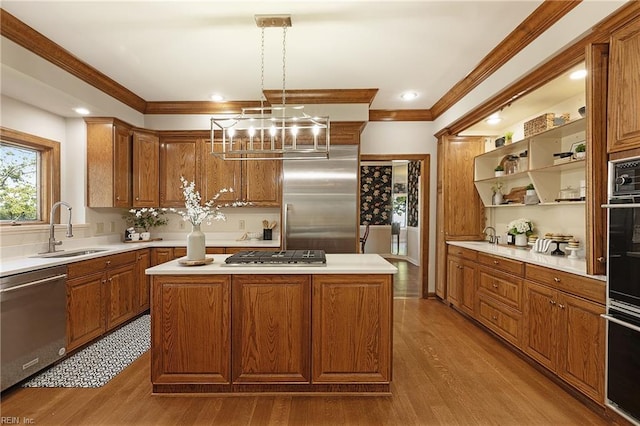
[492,283,498,288]
[106,260,111,266]
[102,279,107,284]
[135,197,139,201]
[116,196,120,201]
[549,300,557,305]
[108,277,113,282]
[493,260,499,265]
[553,277,560,282]
[492,315,498,321]
[559,304,565,309]
[597,257,606,263]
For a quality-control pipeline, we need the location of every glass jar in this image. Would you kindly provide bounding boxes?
[505,156,519,174]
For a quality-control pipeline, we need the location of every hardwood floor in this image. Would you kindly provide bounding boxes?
[386,258,421,298]
[0,299,614,425]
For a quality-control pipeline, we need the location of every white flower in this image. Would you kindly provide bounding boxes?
[170,176,249,226]
[507,218,533,235]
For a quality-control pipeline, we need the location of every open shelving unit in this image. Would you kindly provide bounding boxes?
[474,118,586,207]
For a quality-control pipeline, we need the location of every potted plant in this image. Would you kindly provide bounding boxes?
[525,183,535,195]
[123,207,169,240]
[574,143,586,159]
[507,218,534,247]
[494,165,505,177]
[504,131,514,144]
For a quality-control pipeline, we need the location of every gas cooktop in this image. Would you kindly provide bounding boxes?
[224,250,327,266]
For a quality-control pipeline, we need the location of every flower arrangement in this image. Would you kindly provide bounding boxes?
[170,176,248,226]
[491,181,504,194]
[507,218,533,235]
[123,207,169,231]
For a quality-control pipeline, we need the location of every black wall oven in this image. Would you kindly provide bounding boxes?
[604,157,640,425]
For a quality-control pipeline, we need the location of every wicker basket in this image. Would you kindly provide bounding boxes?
[524,113,555,137]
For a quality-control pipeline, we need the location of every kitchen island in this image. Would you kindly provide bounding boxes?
[146,253,397,394]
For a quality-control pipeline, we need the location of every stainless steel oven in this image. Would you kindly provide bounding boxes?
[603,157,640,425]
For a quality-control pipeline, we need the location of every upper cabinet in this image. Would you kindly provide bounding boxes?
[607,16,640,153]
[159,134,200,207]
[86,118,132,208]
[132,130,160,207]
[474,119,586,207]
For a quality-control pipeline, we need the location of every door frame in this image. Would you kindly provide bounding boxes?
[360,154,430,298]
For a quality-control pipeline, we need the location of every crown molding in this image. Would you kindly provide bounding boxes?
[145,101,263,115]
[369,109,433,122]
[263,89,378,105]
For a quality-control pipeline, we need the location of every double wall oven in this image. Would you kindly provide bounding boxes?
[603,157,640,425]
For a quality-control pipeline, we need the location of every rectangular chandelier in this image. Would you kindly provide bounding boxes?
[210,106,330,160]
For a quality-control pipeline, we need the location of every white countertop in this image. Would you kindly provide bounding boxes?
[146,254,398,275]
[447,241,606,282]
[0,238,280,277]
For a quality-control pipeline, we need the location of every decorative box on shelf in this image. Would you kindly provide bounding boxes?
[524,113,570,137]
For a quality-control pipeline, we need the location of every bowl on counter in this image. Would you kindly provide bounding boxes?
[247,232,262,241]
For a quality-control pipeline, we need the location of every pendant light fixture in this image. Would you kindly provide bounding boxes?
[211,15,330,160]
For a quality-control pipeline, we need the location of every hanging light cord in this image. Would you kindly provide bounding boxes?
[281,24,287,107]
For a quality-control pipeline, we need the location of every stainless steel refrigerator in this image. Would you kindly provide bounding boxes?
[282,145,359,253]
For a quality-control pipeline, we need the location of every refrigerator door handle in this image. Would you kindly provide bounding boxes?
[283,203,289,249]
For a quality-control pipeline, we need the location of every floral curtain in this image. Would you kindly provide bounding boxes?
[360,165,392,225]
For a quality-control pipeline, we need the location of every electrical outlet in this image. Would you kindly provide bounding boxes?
[96,222,104,234]
[239,220,245,230]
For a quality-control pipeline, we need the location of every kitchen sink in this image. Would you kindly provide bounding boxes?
[32,249,108,258]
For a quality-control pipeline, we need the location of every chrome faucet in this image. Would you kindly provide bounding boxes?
[44,201,73,253]
[483,226,497,244]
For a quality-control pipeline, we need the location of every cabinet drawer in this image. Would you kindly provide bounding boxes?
[525,264,605,304]
[447,245,477,261]
[173,247,225,258]
[477,294,522,347]
[477,252,524,277]
[477,266,522,310]
[68,251,137,279]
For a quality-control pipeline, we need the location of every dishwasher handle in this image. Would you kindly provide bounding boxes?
[0,274,67,294]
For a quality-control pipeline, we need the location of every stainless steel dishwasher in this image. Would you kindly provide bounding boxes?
[1,265,67,391]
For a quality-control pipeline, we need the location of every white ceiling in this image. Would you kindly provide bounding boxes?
[1,1,546,117]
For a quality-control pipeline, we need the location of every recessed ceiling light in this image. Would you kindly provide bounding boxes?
[73,107,90,115]
[400,91,418,101]
[485,113,501,125]
[569,69,587,80]
[210,94,225,102]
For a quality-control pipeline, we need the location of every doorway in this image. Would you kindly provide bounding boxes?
[360,154,430,298]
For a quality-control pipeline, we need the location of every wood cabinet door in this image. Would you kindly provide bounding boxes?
[232,275,310,383]
[113,124,132,208]
[159,137,200,207]
[67,272,105,352]
[436,139,446,299]
[443,136,484,239]
[312,274,391,383]
[446,256,462,307]
[151,247,174,266]
[151,275,231,385]
[460,260,476,316]
[523,281,557,370]
[136,249,151,312]
[243,155,282,206]
[607,16,640,153]
[132,131,159,207]
[201,138,241,203]
[556,293,605,403]
[105,263,137,331]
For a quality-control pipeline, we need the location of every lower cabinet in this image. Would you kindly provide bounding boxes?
[151,275,231,388]
[150,273,393,393]
[66,250,144,352]
[523,280,605,403]
[135,248,151,312]
[447,253,476,316]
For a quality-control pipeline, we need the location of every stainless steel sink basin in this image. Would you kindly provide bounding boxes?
[32,249,108,258]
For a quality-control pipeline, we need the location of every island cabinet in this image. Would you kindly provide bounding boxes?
[232,275,311,388]
[523,264,606,404]
[475,253,524,347]
[312,274,392,387]
[151,275,231,390]
[66,251,138,352]
[446,246,477,316]
[148,262,394,394]
[85,118,132,208]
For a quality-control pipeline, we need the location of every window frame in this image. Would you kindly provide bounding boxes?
[0,127,60,225]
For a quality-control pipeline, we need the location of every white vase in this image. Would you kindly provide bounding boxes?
[187,224,206,261]
[495,171,505,177]
[493,192,503,205]
[515,233,527,247]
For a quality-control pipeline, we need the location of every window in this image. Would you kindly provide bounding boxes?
[0,127,60,225]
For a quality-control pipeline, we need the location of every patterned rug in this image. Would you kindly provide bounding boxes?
[22,315,150,388]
